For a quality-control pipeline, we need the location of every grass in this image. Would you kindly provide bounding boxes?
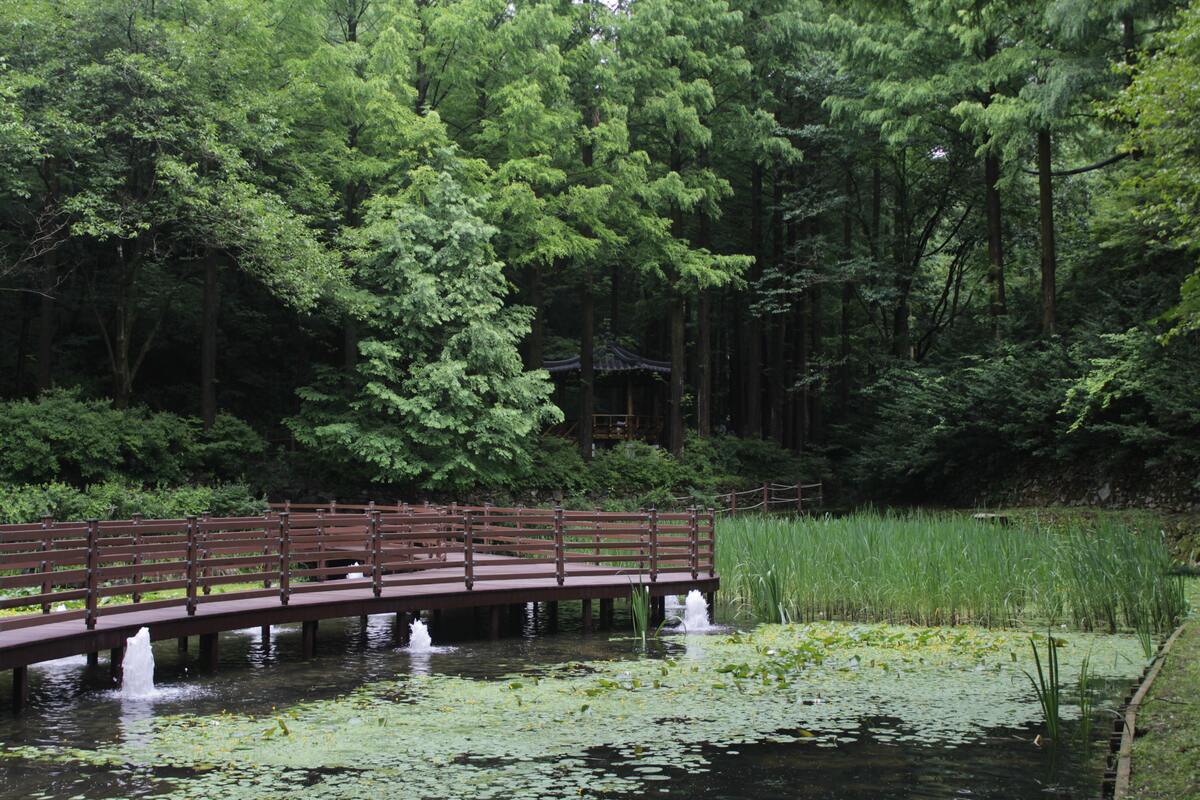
[1128,579,1199,800]
[716,511,1186,632]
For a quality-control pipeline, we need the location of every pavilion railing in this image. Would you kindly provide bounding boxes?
[0,505,715,633]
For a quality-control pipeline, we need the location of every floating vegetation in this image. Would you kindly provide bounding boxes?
[717,512,1186,632]
[2,623,1147,800]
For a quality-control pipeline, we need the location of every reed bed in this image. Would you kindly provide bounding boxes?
[716,511,1185,632]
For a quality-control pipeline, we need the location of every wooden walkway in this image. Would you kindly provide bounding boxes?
[1,506,718,709]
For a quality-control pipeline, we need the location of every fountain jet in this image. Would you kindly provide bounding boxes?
[120,627,156,699]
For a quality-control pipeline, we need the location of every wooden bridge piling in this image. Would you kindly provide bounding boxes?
[199,633,219,671]
[11,666,28,711]
[581,598,593,632]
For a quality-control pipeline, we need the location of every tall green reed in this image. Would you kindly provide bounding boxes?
[716,511,1185,632]
[1026,634,1062,742]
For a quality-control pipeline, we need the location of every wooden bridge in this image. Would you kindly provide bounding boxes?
[0,504,718,710]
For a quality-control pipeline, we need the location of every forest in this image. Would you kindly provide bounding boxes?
[1,0,1198,512]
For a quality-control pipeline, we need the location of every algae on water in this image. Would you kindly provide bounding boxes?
[5,622,1148,800]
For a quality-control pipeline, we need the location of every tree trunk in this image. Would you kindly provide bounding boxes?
[767,170,785,445]
[839,168,853,411]
[668,296,685,455]
[1037,129,1057,337]
[984,153,1007,333]
[696,290,711,437]
[579,274,594,460]
[201,249,220,430]
[743,162,764,438]
[809,285,823,444]
[36,251,56,393]
[793,297,808,453]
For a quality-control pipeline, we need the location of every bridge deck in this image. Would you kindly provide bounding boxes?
[0,554,718,670]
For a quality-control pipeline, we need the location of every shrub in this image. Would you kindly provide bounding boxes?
[0,481,265,524]
[0,389,267,486]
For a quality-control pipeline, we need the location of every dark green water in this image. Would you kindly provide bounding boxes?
[0,604,1129,799]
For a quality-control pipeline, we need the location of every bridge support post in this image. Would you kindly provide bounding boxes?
[546,601,558,631]
[11,667,28,712]
[177,637,188,654]
[301,620,318,659]
[86,651,98,668]
[431,609,442,635]
[705,592,716,623]
[260,626,270,646]
[599,598,613,630]
[508,604,524,633]
[110,646,124,682]
[199,633,219,672]
[489,606,502,640]
[395,612,410,644]
[581,598,593,633]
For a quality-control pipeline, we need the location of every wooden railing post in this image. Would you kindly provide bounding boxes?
[700,506,710,575]
[39,515,52,614]
[84,519,99,629]
[185,515,198,615]
[762,483,769,512]
[464,513,475,590]
[730,491,737,517]
[370,511,382,597]
[553,505,565,586]
[200,511,212,595]
[648,507,658,583]
[279,511,291,606]
[688,506,699,580]
[131,513,143,603]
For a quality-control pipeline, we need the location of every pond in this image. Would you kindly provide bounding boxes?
[0,602,1148,799]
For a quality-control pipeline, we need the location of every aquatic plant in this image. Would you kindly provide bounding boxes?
[629,580,652,647]
[1026,634,1062,743]
[716,512,1185,632]
[0,622,1146,800]
[1075,654,1093,752]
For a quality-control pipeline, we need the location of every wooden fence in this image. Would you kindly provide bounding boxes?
[0,505,715,633]
[672,481,823,516]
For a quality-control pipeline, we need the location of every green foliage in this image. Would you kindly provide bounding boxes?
[1063,329,1200,474]
[0,389,267,486]
[0,480,264,524]
[289,158,561,491]
[1114,2,1200,334]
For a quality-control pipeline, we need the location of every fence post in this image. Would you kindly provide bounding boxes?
[84,519,99,630]
[185,515,198,615]
[40,515,52,614]
[200,511,212,595]
[796,481,803,514]
[688,506,698,580]
[279,512,291,606]
[730,490,737,517]
[553,504,565,586]
[464,513,475,591]
[648,507,658,583]
[371,511,382,597]
[708,508,716,577]
[131,513,143,603]
[762,483,769,512]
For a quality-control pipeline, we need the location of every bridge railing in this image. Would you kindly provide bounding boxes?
[0,506,716,633]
